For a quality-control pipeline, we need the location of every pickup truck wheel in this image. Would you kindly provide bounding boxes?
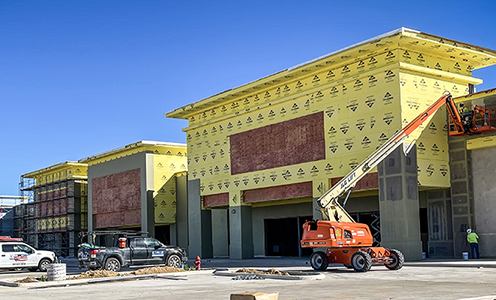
[310,252,328,271]
[38,258,52,272]
[105,257,121,272]
[351,251,372,272]
[385,249,404,270]
[167,254,181,268]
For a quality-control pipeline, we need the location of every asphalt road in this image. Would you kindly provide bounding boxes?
[1,259,495,300]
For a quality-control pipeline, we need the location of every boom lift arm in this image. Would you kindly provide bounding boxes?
[318,93,454,222]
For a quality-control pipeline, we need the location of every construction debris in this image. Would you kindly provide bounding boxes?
[236,268,290,276]
[232,274,265,280]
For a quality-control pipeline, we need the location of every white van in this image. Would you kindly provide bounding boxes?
[0,241,56,272]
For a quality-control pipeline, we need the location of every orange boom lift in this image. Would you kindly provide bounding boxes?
[301,92,496,272]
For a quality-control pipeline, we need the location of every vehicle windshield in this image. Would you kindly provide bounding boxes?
[144,238,161,248]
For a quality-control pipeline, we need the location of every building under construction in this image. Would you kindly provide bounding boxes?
[79,140,188,248]
[166,28,496,260]
[20,162,88,256]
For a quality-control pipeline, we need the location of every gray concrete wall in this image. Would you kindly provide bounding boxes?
[174,174,189,250]
[87,151,151,233]
[211,208,229,258]
[229,205,253,259]
[471,146,496,257]
[187,179,213,258]
[345,195,379,213]
[378,146,422,261]
[252,202,312,256]
[448,138,474,257]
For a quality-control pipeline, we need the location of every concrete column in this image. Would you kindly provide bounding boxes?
[448,139,474,258]
[174,174,189,250]
[312,179,329,220]
[212,208,229,258]
[378,146,422,261]
[472,147,496,257]
[187,179,213,258]
[142,154,155,236]
[229,190,253,259]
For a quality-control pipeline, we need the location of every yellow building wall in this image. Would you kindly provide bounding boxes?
[186,46,476,198]
[34,165,88,186]
[153,153,187,224]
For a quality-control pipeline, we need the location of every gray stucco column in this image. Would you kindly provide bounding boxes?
[448,139,474,258]
[187,179,213,258]
[174,174,189,250]
[378,146,422,261]
[211,208,229,258]
[229,191,253,259]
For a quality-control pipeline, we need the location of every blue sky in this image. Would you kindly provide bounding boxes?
[1,1,496,199]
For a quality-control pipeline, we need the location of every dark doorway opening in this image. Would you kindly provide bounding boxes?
[155,225,171,245]
[265,216,312,257]
[419,207,428,255]
[350,211,381,246]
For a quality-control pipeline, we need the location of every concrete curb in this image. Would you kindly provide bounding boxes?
[0,273,190,289]
[213,269,325,280]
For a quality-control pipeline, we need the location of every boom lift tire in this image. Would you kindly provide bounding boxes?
[310,251,329,271]
[105,257,121,272]
[351,251,372,272]
[385,249,404,270]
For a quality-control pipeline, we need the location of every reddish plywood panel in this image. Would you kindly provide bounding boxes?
[243,182,313,203]
[230,112,325,175]
[92,168,141,214]
[47,201,52,215]
[330,172,379,191]
[60,198,67,214]
[203,193,229,208]
[95,210,141,228]
[92,168,142,228]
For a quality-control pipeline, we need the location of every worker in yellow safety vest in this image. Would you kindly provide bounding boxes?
[466,229,480,259]
[459,103,469,114]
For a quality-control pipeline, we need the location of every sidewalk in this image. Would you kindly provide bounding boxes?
[59,256,496,270]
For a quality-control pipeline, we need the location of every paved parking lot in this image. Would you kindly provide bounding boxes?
[1,258,495,300]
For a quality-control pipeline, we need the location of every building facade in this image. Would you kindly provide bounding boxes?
[20,162,88,256]
[167,28,496,260]
[80,141,188,248]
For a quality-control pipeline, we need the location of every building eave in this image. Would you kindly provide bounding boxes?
[166,28,496,120]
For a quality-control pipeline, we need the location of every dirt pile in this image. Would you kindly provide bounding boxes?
[236,268,290,276]
[14,277,39,283]
[68,270,122,280]
[15,266,187,283]
[131,266,185,275]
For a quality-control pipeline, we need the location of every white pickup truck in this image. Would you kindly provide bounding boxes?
[0,237,56,272]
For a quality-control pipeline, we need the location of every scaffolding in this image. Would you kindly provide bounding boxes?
[18,176,88,257]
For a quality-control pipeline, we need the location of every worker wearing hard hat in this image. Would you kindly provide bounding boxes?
[459,103,468,113]
[466,229,480,259]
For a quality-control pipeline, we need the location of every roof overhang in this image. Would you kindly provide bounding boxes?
[166,27,496,120]
[22,161,87,178]
[79,140,187,163]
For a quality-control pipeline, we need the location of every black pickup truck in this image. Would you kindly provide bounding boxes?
[77,231,187,272]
